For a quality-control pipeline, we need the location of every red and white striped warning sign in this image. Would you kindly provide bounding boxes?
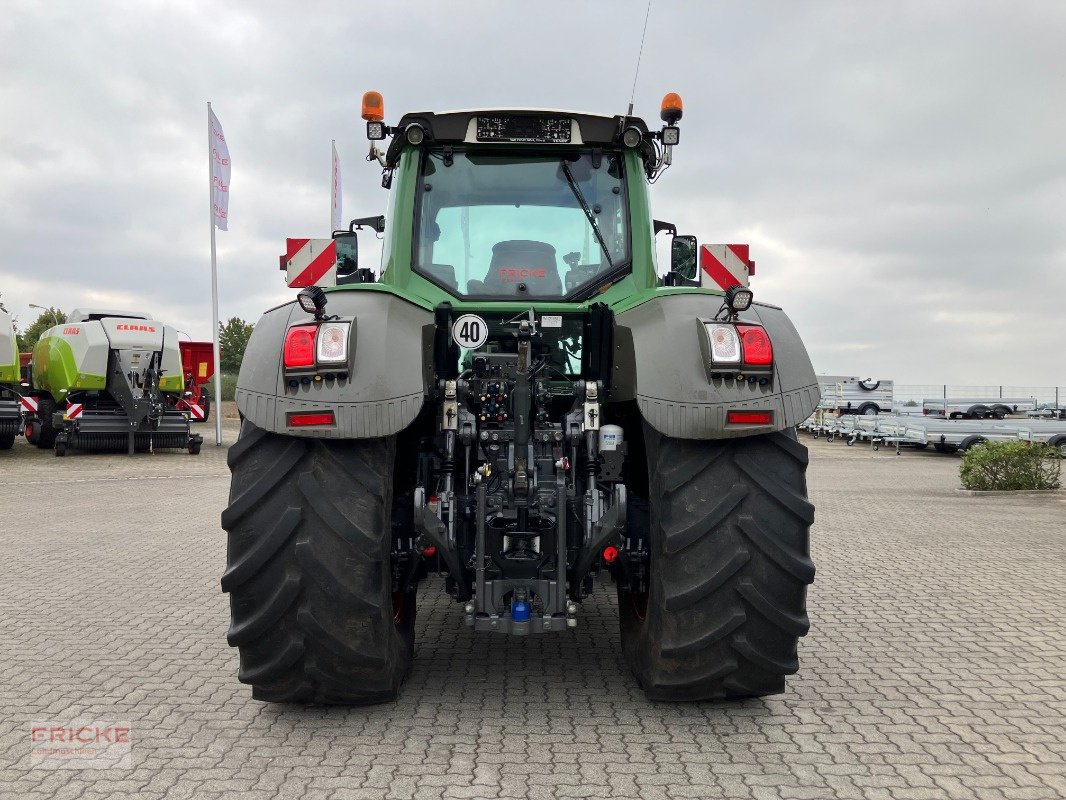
[700,244,754,291]
[19,396,38,413]
[186,402,206,420]
[284,238,338,288]
[65,402,83,420]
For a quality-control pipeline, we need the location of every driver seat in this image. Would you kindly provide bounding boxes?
[482,240,561,295]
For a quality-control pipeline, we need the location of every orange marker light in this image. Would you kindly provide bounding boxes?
[660,92,683,124]
[362,91,384,122]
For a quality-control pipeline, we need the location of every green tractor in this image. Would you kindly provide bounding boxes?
[222,93,819,704]
[0,305,20,449]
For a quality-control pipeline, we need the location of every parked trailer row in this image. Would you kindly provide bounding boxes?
[816,375,894,415]
[922,397,1039,420]
[799,412,1066,457]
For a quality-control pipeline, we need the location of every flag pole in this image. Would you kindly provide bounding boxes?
[208,101,223,447]
[331,139,335,233]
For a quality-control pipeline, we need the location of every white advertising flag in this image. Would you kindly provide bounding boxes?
[210,108,231,231]
[331,140,342,233]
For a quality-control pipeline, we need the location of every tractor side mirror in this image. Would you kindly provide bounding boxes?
[333,232,359,281]
[670,235,698,281]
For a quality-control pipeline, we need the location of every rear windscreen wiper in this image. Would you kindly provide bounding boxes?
[560,161,613,270]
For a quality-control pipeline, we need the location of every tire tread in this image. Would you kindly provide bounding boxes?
[221,421,411,704]
[620,428,815,701]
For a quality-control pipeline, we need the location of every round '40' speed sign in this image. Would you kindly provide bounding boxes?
[452,314,489,349]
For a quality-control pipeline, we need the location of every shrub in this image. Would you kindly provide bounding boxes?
[960,441,1062,491]
[207,372,239,402]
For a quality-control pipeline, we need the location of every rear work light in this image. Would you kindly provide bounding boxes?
[736,324,773,366]
[288,411,335,427]
[727,411,773,425]
[284,325,317,368]
[705,324,742,364]
[316,322,351,365]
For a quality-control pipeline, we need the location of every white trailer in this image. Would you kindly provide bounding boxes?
[921,397,1038,420]
[1012,422,1066,457]
[817,375,893,416]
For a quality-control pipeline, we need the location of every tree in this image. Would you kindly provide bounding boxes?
[17,308,66,352]
[218,317,254,373]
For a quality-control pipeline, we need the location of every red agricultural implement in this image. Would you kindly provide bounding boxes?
[175,341,215,423]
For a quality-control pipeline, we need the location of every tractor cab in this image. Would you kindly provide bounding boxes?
[344,93,691,305]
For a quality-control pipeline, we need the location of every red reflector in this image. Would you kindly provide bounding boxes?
[736,324,773,365]
[727,411,773,425]
[288,411,335,427]
[284,324,317,368]
[422,545,437,558]
[602,545,619,564]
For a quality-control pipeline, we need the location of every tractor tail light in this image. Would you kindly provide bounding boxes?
[727,411,773,425]
[284,325,317,368]
[736,324,773,366]
[288,411,335,427]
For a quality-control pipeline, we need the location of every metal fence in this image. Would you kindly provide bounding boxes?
[891,385,1066,409]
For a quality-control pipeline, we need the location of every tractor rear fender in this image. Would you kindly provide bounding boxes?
[235,291,432,438]
[613,294,819,439]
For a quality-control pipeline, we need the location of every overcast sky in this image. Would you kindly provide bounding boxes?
[1,1,1063,385]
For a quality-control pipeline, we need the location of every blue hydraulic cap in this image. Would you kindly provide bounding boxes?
[512,599,531,622]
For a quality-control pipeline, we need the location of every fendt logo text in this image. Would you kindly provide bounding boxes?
[116,324,156,332]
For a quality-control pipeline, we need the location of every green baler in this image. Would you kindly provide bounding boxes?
[29,309,202,455]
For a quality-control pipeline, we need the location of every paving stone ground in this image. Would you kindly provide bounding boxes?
[1,421,1063,799]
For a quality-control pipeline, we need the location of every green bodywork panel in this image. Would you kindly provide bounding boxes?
[33,335,106,394]
[0,352,16,385]
[325,147,725,316]
[0,309,17,384]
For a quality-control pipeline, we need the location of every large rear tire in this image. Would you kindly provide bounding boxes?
[221,420,414,704]
[619,427,815,701]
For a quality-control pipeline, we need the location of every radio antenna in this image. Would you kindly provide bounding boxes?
[626,0,654,118]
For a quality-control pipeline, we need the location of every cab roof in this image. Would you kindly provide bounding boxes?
[385,108,655,168]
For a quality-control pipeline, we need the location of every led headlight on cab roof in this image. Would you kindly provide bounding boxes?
[316,322,350,364]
